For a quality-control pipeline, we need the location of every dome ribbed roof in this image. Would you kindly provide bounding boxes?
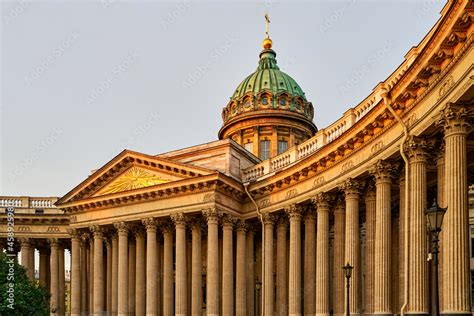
[231,48,307,101]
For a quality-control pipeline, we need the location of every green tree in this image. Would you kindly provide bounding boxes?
[0,253,50,316]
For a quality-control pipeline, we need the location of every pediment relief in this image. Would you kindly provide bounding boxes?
[92,166,176,197]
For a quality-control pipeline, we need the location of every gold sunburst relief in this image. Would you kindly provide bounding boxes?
[96,166,171,195]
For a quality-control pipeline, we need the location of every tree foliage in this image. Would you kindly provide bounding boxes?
[0,254,50,316]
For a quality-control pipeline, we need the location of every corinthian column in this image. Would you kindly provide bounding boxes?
[80,235,89,315]
[191,218,203,316]
[90,225,105,316]
[333,198,345,316]
[114,222,129,316]
[69,229,81,316]
[20,238,32,279]
[128,236,136,315]
[276,216,288,316]
[222,214,236,316]
[370,160,396,315]
[406,136,431,314]
[203,208,221,316]
[142,218,158,315]
[111,233,118,315]
[313,193,332,316]
[106,239,112,315]
[285,205,302,316]
[303,207,316,316]
[262,212,277,316]
[398,172,406,313]
[364,183,376,315]
[172,213,188,316]
[246,227,255,316]
[135,226,146,316]
[49,238,60,316]
[162,222,174,316]
[339,178,363,315]
[437,103,472,315]
[236,221,248,316]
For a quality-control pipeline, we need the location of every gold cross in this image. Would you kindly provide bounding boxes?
[265,12,270,38]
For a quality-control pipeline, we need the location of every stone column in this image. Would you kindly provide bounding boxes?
[91,225,105,316]
[437,103,472,315]
[203,208,221,316]
[236,221,247,316]
[333,198,345,316]
[339,178,362,315]
[191,219,203,316]
[162,222,174,316]
[371,160,396,315]
[363,183,376,315]
[142,218,158,315]
[49,238,60,315]
[106,239,112,315]
[276,216,288,316]
[314,193,331,316]
[111,233,119,315]
[128,237,136,315]
[222,214,236,316]
[39,247,49,288]
[406,136,431,314]
[172,213,188,316]
[246,227,255,316]
[262,212,277,316]
[89,239,95,313]
[285,205,302,316]
[114,222,129,316]
[58,246,65,316]
[20,238,32,279]
[436,143,446,312]
[69,230,81,316]
[80,235,89,315]
[135,226,146,316]
[303,206,316,316]
[28,245,35,281]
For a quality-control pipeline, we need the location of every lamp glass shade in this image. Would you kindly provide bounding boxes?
[343,263,353,278]
[425,199,447,232]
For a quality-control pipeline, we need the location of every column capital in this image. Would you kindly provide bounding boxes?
[171,212,187,228]
[365,181,376,201]
[261,211,278,226]
[142,217,158,232]
[334,197,345,214]
[48,238,59,248]
[113,221,129,235]
[236,220,249,233]
[369,160,398,183]
[339,178,363,198]
[405,136,434,163]
[19,238,31,247]
[435,140,445,165]
[202,207,222,224]
[80,232,91,245]
[436,102,472,136]
[90,224,104,237]
[285,204,303,221]
[189,216,205,231]
[159,221,175,235]
[311,192,333,211]
[276,215,288,229]
[221,214,237,229]
[67,228,82,240]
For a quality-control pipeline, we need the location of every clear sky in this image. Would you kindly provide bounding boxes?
[1,0,446,197]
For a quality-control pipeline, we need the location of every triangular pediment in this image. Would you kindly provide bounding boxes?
[57,150,214,205]
[92,166,177,197]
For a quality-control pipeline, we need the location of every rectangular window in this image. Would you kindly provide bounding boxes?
[278,140,288,154]
[244,142,253,153]
[259,140,270,160]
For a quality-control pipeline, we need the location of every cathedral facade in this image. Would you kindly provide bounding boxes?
[1,1,474,316]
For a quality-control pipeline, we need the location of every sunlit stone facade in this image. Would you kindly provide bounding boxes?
[1,1,474,316]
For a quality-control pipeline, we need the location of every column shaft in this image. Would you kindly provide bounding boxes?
[304,209,316,316]
[191,221,202,316]
[58,247,65,316]
[204,209,220,316]
[364,186,376,315]
[286,205,301,316]
[71,233,81,316]
[246,229,255,316]
[222,216,235,316]
[92,226,105,315]
[111,235,119,315]
[263,213,276,316]
[106,240,112,315]
[50,239,60,316]
[276,218,288,316]
[333,200,345,316]
[236,222,247,316]
[128,240,136,315]
[135,229,146,316]
[163,225,174,316]
[115,223,129,316]
[315,194,330,316]
[173,214,188,316]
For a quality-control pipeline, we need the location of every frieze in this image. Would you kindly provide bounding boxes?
[17,226,31,232]
[285,189,298,199]
[370,141,384,156]
[341,160,353,173]
[312,176,325,188]
[258,198,270,208]
[46,227,60,233]
[438,75,454,100]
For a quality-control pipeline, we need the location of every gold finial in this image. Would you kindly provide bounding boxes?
[263,12,272,49]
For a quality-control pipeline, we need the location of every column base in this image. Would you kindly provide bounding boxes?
[440,313,473,316]
[404,313,429,316]
[372,314,393,316]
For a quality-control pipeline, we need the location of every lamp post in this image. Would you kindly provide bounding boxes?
[425,199,447,316]
[255,277,262,316]
[342,262,353,316]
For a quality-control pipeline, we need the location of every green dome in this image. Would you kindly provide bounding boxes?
[231,48,307,102]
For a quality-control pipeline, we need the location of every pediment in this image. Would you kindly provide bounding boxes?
[91,166,177,197]
[57,150,213,205]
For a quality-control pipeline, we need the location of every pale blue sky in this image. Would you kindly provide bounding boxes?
[1,0,445,197]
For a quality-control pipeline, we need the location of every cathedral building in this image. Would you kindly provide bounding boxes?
[1,1,474,315]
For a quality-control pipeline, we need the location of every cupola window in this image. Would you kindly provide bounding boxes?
[262,97,269,105]
[259,140,270,160]
[278,140,288,154]
[279,98,286,106]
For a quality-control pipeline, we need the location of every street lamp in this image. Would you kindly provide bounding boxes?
[342,262,353,316]
[255,277,262,316]
[425,198,447,316]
